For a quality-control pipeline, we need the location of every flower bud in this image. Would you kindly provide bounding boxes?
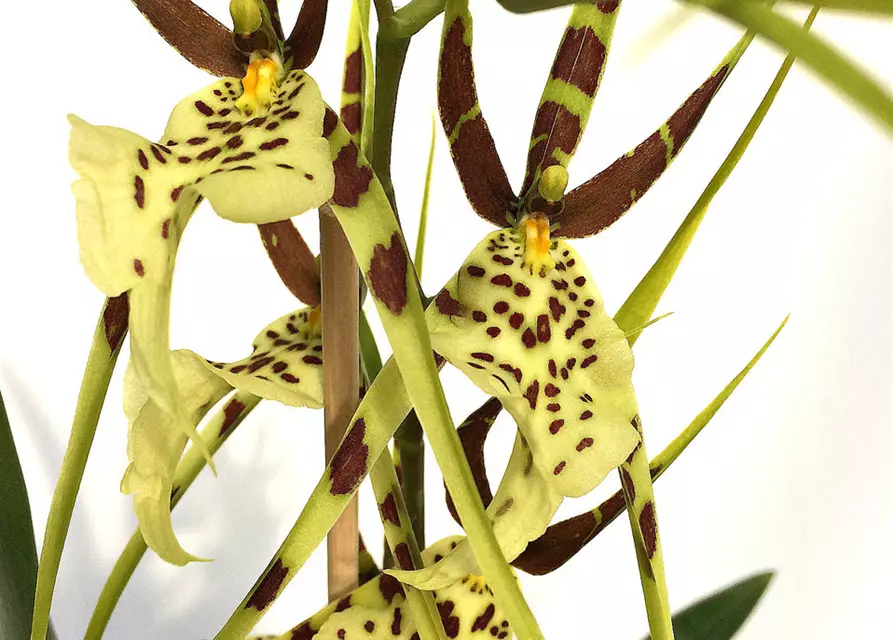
[537,165,569,203]
[230,0,263,35]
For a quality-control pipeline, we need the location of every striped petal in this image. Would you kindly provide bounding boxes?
[439,0,517,227]
[284,537,513,640]
[200,307,324,409]
[427,228,639,498]
[519,1,623,199]
[130,0,245,77]
[554,31,754,238]
[286,0,329,70]
[121,350,231,565]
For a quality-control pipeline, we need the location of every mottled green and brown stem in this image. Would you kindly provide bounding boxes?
[369,450,446,639]
[84,391,260,638]
[619,419,673,640]
[31,295,129,640]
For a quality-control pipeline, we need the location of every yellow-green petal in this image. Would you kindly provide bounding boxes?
[120,350,231,565]
[427,228,640,497]
[198,307,324,409]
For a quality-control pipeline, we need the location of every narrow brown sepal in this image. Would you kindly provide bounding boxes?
[130,0,245,77]
[257,220,321,307]
[444,397,503,525]
[286,0,328,70]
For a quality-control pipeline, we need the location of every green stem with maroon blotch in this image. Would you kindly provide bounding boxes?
[31,295,129,640]
[84,391,260,639]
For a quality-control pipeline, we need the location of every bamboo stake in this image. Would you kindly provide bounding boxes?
[320,206,360,601]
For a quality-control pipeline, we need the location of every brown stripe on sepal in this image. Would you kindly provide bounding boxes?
[445,397,502,526]
[257,220,321,307]
[555,55,742,238]
[262,0,284,40]
[286,0,328,70]
[439,15,517,227]
[102,293,130,353]
[130,0,245,77]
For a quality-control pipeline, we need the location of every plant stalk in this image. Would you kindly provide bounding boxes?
[320,207,361,601]
[31,295,129,640]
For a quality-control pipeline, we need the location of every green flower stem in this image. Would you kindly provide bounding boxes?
[388,0,446,38]
[370,34,411,212]
[616,9,818,344]
[359,310,384,384]
[84,391,260,639]
[392,412,426,548]
[368,448,446,640]
[31,295,129,640]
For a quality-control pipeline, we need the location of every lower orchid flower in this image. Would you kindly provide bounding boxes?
[68,59,335,564]
[283,537,513,640]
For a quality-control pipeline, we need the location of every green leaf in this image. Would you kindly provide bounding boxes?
[644,572,776,640]
[496,0,893,14]
[0,387,39,639]
[684,0,893,134]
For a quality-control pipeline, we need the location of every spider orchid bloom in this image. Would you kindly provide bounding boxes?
[389,0,754,588]
[69,52,335,563]
[281,537,513,640]
[121,305,325,565]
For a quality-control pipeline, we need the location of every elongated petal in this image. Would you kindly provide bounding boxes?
[257,221,321,306]
[286,0,328,70]
[427,228,639,497]
[445,397,502,524]
[439,0,517,226]
[554,31,753,238]
[130,0,245,77]
[284,537,513,640]
[200,307,324,409]
[69,71,332,295]
[390,432,562,590]
[121,350,231,565]
[519,1,622,198]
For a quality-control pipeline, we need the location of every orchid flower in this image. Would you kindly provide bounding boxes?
[279,537,513,640]
[379,0,754,598]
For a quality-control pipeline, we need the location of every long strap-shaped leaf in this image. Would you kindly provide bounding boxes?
[519,0,624,199]
[31,295,129,640]
[439,0,518,227]
[286,0,329,71]
[553,31,754,238]
[684,0,893,134]
[0,388,41,639]
[84,391,260,639]
[215,113,541,639]
[130,0,244,77]
[513,318,787,575]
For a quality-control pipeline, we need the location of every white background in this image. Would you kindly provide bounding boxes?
[1,1,891,638]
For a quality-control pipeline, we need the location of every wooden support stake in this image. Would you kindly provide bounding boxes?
[320,206,360,601]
